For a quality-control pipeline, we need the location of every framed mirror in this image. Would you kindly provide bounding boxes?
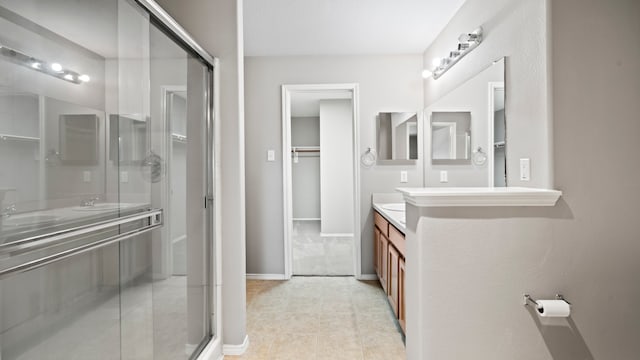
[424,57,506,186]
[376,112,418,164]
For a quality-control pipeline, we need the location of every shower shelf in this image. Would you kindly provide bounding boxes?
[0,133,40,142]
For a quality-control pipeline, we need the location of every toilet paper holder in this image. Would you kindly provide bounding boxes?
[523,294,571,308]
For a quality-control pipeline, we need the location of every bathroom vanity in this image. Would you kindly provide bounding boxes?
[372,202,407,333]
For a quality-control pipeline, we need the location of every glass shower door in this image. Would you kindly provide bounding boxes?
[0,0,215,358]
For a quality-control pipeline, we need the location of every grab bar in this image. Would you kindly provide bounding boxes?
[0,209,163,280]
[0,209,162,255]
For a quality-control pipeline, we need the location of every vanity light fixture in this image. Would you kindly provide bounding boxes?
[0,43,90,85]
[423,26,484,80]
[50,62,63,72]
[421,69,433,78]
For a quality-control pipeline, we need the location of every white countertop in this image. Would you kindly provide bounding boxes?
[372,202,406,234]
[396,187,562,207]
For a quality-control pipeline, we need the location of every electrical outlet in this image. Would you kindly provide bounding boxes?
[83,171,91,183]
[400,171,408,183]
[267,150,275,162]
[520,158,530,181]
[120,171,129,183]
[440,170,448,183]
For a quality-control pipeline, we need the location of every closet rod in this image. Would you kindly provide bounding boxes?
[291,149,320,153]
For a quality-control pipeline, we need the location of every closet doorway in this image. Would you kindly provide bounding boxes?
[282,84,361,278]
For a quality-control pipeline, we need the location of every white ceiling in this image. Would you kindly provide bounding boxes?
[291,91,351,117]
[243,0,467,56]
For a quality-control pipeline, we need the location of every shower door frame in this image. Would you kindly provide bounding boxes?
[281,83,362,280]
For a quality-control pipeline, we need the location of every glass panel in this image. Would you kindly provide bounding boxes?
[145,20,211,359]
[0,0,214,358]
[0,242,122,360]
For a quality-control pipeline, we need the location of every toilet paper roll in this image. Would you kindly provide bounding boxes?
[537,300,571,317]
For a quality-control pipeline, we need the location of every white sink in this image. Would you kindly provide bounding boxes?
[2,214,62,227]
[72,203,134,212]
[380,203,405,212]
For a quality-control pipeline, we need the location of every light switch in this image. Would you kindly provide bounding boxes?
[400,171,408,183]
[120,171,129,183]
[267,150,275,162]
[520,158,531,181]
[83,171,91,183]
[440,170,448,183]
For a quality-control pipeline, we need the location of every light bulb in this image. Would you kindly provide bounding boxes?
[421,69,433,79]
[50,63,63,72]
[78,74,90,82]
[31,62,41,69]
[431,58,442,67]
[63,74,74,81]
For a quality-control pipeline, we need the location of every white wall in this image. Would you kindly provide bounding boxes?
[319,99,353,235]
[244,54,423,276]
[408,0,640,359]
[423,0,551,188]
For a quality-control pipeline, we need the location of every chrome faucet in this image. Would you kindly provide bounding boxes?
[1,204,17,218]
[81,196,100,207]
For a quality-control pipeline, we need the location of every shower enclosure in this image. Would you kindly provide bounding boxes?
[0,0,217,359]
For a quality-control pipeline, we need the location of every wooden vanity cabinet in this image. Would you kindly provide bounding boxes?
[373,226,380,277]
[373,209,406,334]
[379,233,389,293]
[398,257,406,332]
[388,245,400,316]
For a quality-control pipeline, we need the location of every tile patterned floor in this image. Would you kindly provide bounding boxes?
[292,220,354,276]
[225,276,406,360]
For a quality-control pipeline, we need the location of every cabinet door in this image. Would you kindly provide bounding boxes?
[374,226,380,277]
[380,234,389,292]
[388,245,400,316]
[399,257,406,333]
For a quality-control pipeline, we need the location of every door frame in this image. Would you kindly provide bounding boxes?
[281,83,361,279]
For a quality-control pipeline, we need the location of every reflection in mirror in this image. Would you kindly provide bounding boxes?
[109,115,148,165]
[431,111,471,163]
[492,86,506,186]
[59,114,99,165]
[377,112,418,164]
[424,57,506,187]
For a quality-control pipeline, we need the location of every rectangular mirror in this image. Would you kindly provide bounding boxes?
[431,111,471,164]
[377,112,418,164]
[424,57,506,186]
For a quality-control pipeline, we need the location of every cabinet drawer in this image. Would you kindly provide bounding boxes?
[388,225,405,257]
[374,211,389,236]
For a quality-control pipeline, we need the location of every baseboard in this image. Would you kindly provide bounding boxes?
[195,337,223,360]
[223,335,249,356]
[358,274,379,281]
[246,273,287,280]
